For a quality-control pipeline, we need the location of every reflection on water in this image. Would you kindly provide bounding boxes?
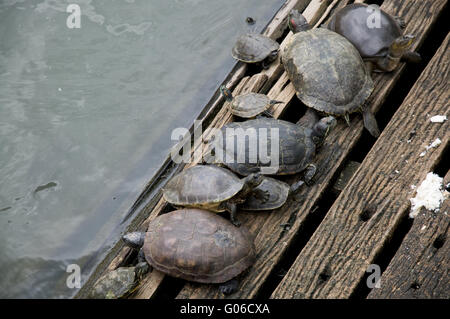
[0,0,283,298]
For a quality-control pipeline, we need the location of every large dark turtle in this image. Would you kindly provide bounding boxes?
[208,115,336,188]
[122,209,256,295]
[89,263,149,299]
[220,85,281,118]
[163,165,264,226]
[232,33,280,68]
[327,3,421,72]
[283,10,380,137]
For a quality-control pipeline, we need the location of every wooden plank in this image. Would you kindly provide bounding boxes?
[271,31,449,299]
[176,0,447,300]
[367,170,450,299]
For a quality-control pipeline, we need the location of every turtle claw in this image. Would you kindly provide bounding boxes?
[394,16,406,29]
[253,189,270,203]
[219,279,239,295]
[344,113,351,126]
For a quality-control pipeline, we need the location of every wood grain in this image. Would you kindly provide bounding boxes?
[367,170,450,299]
[271,31,449,299]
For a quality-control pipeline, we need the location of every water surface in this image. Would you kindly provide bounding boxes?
[0,0,283,298]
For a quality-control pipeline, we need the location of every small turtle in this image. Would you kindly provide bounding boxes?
[122,209,256,295]
[241,177,291,211]
[284,10,380,137]
[209,115,336,189]
[89,263,149,299]
[327,3,421,72]
[220,85,282,118]
[163,165,265,226]
[232,33,280,68]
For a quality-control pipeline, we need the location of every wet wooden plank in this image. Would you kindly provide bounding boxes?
[368,170,450,299]
[271,30,449,299]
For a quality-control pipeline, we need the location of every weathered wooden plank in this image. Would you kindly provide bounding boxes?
[367,169,450,299]
[271,31,449,299]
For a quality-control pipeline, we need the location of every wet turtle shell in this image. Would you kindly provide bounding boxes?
[142,209,256,283]
[241,177,290,211]
[282,27,374,117]
[229,92,275,118]
[163,165,243,212]
[213,118,316,176]
[232,33,279,64]
[89,264,148,299]
[327,4,410,64]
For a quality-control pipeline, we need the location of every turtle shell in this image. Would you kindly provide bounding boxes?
[213,118,315,176]
[282,28,374,115]
[241,177,290,211]
[232,33,279,63]
[327,3,403,59]
[230,93,271,118]
[90,267,137,299]
[143,209,256,283]
[163,165,243,211]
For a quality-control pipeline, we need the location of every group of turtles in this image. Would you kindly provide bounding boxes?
[90,4,420,298]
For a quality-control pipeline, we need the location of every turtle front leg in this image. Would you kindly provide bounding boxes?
[393,16,406,29]
[304,164,317,186]
[219,278,239,295]
[223,202,241,227]
[137,249,146,264]
[251,188,270,203]
[401,51,422,64]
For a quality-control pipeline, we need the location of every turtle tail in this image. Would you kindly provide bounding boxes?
[362,108,380,138]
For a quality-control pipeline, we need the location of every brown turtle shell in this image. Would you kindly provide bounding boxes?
[229,92,272,118]
[232,33,279,63]
[143,209,256,283]
[282,28,373,115]
[162,165,243,212]
[327,3,403,59]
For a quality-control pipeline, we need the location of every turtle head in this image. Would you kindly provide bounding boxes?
[245,173,264,188]
[220,85,233,102]
[288,10,310,33]
[391,34,415,57]
[122,232,146,250]
[312,116,336,145]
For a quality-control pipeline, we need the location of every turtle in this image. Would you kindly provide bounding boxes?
[241,176,291,211]
[327,3,421,73]
[208,115,336,189]
[283,10,380,138]
[162,165,266,226]
[220,85,282,118]
[232,33,280,68]
[89,263,149,299]
[122,209,256,295]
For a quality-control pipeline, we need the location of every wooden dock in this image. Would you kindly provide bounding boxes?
[77,0,449,299]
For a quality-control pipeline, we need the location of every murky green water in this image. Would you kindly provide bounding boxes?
[0,0,283,298]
